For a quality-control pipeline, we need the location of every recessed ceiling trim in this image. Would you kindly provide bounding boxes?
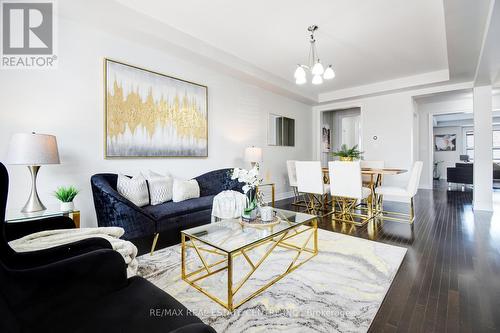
[318,69,450,103]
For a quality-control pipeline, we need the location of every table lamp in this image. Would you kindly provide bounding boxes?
[6,133,60,213]
[244,146,262,168]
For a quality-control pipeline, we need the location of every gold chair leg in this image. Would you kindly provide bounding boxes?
[150,233,159,256]
[378,196,416,224]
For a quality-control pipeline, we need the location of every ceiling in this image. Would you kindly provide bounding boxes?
[116,0,449,96]
[60,0,497,104]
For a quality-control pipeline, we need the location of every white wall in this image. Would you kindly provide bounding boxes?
[0,17,312,227]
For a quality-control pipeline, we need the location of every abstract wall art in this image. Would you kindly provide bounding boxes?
[104,59,208,157]
[434,134,456,151]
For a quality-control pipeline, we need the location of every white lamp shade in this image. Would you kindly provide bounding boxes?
[312,62,325,75]
[312,74,323,85]
[294,66,306,79]
[295,76,307,85]
[6,133,60,165]
[323,65,335,79]
[244,146,262,163]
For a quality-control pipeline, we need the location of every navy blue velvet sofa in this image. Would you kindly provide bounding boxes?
[91,168,242,255]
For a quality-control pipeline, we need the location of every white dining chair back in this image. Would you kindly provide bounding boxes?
[406,161,423,197]
[296,161,325,195]
[360,160,385,183]
[329,161,364,200]
[286,160,298,187]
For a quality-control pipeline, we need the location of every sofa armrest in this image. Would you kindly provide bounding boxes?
[91,175,156,239]
[4,249,128,324]
[194,168,243,196]
[4,216,75,241]
[6,237,113,269]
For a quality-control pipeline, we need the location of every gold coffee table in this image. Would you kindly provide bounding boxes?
[181,208,318,311]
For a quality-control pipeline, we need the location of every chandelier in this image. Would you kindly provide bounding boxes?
[294,25,335,85]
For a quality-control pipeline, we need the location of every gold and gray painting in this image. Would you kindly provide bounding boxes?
[105,60,208,157]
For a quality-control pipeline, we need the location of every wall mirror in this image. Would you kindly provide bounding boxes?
[268,114,295,146]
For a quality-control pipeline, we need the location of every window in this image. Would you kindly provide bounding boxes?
[465,130,474,161]
[494,130,500,162]
[465,129,500,162]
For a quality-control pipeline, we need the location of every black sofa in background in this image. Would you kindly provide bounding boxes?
[447,163,473,185]
[447,162,500,188]
[91,168,242,255]
[1,162,215,333]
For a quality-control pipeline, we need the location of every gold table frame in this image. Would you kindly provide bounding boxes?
[181,216,318,311]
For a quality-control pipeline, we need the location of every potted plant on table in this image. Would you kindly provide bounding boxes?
[332,144,364,161]
[231,165,263,222]
[54,186,79,212]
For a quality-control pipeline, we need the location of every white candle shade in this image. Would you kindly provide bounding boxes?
[244,146,262,163]
[6,133,60,165]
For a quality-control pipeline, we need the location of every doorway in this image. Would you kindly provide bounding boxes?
[320,108,361,167]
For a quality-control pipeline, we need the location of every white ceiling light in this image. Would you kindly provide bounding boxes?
[294,25,335,85]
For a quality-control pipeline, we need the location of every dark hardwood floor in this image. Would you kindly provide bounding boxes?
[276,182,500,333]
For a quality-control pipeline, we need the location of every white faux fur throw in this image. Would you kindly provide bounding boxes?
[211,190,247,219]
[9,227,138,277]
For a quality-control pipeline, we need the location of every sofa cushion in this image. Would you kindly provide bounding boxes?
[117,174,149,207]
[172,179,200,202]
[143,195,215,220]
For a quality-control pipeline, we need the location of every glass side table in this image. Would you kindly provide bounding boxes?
[6,204,81,228]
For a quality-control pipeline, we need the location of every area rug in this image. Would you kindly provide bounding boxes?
[137,229,406,333]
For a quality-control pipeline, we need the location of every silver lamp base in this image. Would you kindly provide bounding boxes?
[21,165,47,213]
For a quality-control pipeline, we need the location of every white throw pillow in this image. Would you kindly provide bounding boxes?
[145,170,173,205]
[117,174,149,207]
[172,179,200,203]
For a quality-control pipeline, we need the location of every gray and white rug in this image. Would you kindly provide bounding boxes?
[137,229,406,333]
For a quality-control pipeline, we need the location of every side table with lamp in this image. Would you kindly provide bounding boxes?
[4,133,81,228]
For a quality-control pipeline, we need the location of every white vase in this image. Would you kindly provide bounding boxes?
[60,201,74,212]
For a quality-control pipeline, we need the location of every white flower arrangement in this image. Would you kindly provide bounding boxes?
[231,165,263,193]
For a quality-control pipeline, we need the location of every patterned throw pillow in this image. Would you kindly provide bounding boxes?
[117,174,149,207]
[145,170,173,205]
[172,179,200,203]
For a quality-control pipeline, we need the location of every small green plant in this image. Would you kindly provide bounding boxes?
[331,144,364,160]
[54,186,79,202]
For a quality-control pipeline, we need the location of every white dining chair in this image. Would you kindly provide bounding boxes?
[328,161,373,225]
[374,161,423,224]
[295,161,330,215]
[286,160,306,206]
